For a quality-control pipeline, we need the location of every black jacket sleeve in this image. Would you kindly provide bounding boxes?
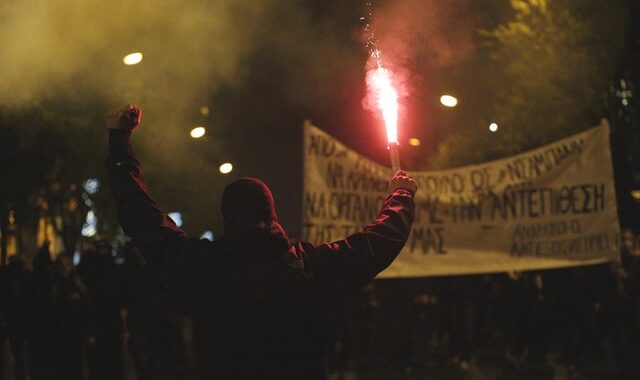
[105,130,210,296]
[299,189,414,294]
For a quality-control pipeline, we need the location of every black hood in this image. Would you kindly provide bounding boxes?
[219,177,291,261]
[221,178,277,229]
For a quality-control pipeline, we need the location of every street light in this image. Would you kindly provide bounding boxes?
[219,163,233,174]
[489,123,499,132]
[440,95,458,108]
[123,52,143,65]
[190,126,206,139]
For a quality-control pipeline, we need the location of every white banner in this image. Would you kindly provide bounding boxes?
[302,122,620,278]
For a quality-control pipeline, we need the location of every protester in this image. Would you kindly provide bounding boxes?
[80,240,125,380]
[51,255,88,380]
[30,242,55,379]
[0,255,29,380]
[105,104,417,378]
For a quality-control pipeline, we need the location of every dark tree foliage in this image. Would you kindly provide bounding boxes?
[0,90,116,259]
[430,0,631,169]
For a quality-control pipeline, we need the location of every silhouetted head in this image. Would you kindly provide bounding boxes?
[221,178,278,236]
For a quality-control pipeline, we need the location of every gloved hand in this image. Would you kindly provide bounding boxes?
[388,170,417,195]
[107,104,142,132]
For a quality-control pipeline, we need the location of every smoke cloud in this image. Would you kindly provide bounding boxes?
[365,0,476,99]
[0,0,263,105]
[0,0,480,233]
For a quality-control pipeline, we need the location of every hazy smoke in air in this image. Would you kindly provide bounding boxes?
[0,0,361,232]
[365,0,476,96]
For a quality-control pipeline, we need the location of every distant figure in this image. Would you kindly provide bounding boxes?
[81,240,124,380]
[0,255,30,380]
[105,104,416,379]
[51,255,88,380]
[30,242,55,380]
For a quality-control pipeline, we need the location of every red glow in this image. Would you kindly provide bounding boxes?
[369,51,399,144]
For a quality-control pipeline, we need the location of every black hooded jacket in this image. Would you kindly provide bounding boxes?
[106,130,415,379]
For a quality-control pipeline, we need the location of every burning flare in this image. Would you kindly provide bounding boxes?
[369,50,399,145]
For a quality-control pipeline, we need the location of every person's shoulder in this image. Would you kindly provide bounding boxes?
[293,240,316,255]
[293,240,340,259]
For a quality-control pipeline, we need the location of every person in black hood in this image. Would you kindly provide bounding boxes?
[105,104,417,379]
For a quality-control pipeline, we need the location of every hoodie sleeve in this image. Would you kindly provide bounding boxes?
[299,189,414,295]
[105,130,211,298]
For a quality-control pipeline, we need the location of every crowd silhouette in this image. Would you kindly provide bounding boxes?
[1,238,640,379]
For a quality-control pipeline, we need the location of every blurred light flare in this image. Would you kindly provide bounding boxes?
[440,95,458,107]
[489,123,499,132]
[73,252,81,266]
[200,231,214,241]
[190,126,206,138]
[81,210,97,237]
[83,178,100,195]
[631,190,640,200]
[409,138,421,146]
[219,163,233,174]
[123,52,143,65]
[200,106,210,116]
[168,212,183,227]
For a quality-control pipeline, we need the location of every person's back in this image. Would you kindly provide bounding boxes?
[105,104,417,378]
[192,238,327,377]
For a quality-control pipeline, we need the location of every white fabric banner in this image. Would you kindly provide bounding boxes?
[302,122,620,278]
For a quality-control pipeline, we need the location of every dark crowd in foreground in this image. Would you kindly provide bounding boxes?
[1,239,640,380]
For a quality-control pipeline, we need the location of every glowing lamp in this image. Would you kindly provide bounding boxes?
[190,127,206,139]
[219,163,233,174]
[440,95,458,108]
[489,123,499,132]
[123,52,143,66]
[409,138,421,146]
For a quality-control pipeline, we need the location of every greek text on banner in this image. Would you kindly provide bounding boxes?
[302,121,620,278]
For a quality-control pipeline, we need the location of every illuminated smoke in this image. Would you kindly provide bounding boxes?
[368,0,475,70]
[362,0,476,105]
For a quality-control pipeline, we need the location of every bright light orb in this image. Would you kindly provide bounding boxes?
[168,212,183,227]
[489,123,499,132]
[190,126,206,139]
[200,106,210,116]
[631,190,640,200]
[219,163,233,174]
[440,95,458,108]
[83,178,100,195]
[81,210,98,237]
[409,138,421,146]
[123,52,143,65]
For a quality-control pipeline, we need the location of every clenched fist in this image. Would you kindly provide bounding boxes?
[388,170,417,195]
[107,104,142,132]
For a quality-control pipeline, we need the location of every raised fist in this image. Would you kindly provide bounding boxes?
[107,104,142,132]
